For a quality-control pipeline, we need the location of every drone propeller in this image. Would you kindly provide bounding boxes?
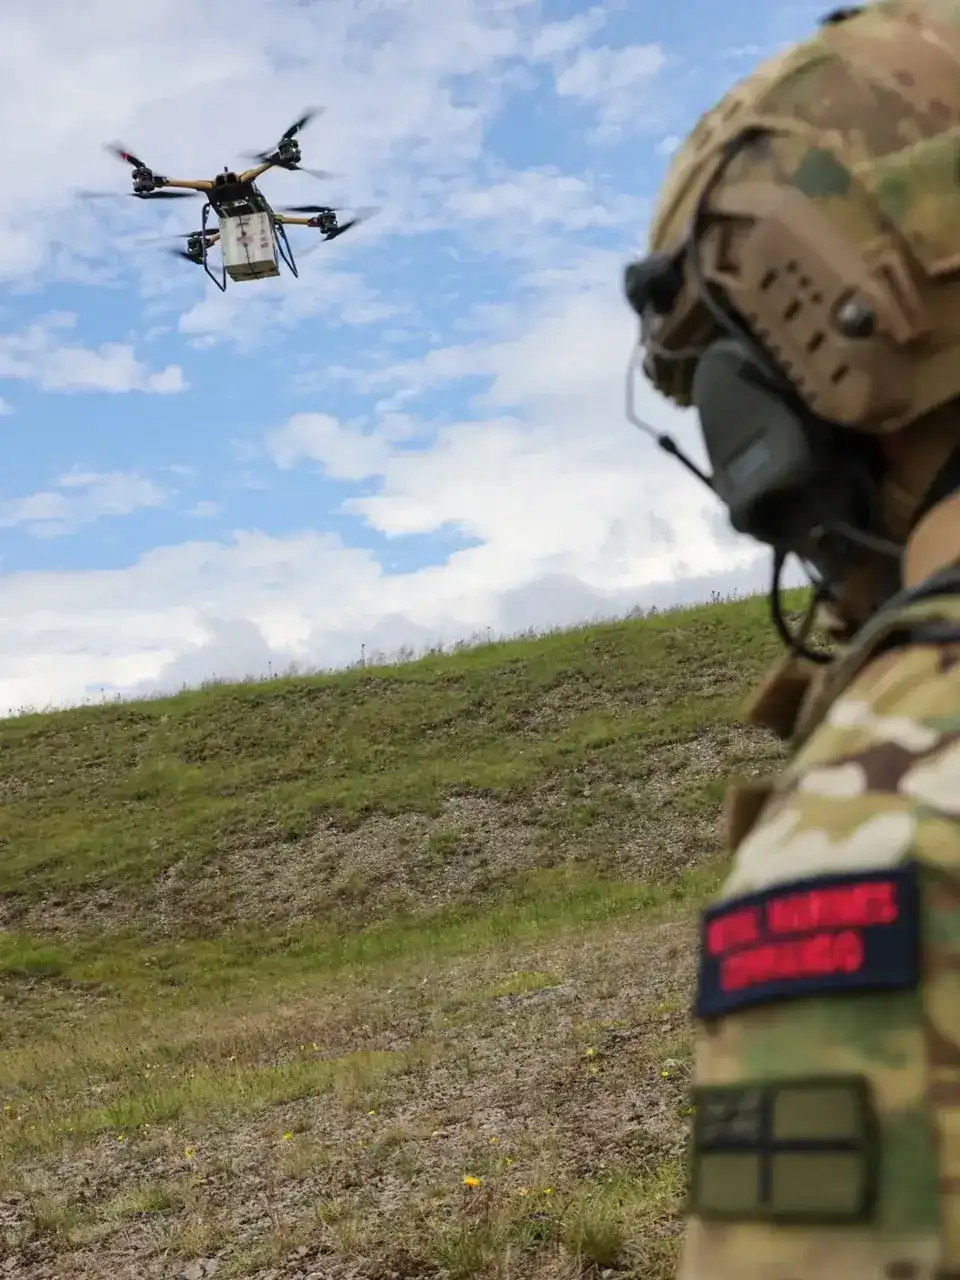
[282,205,379,242]
[241,159,341,180]
[282,108,322,141]
[282,204,378,220]
[139,190,198,199]
[78,188,199,201]
[134,231,210,245]
[105,142,150,169]
[322,215,366,240]
[278,204,340,214]
[244,107,324,164]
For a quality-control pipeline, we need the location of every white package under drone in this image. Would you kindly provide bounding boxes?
[219,212,279,281]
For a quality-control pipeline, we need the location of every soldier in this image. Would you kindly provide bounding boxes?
[623,2,960,1276]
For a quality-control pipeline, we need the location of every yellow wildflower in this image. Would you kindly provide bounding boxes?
[282,1132,293,1142]
[584,1046,597,1058]
[463,1175,481,1188]
[184,1146,196,1160]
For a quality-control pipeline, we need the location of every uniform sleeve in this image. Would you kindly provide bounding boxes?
[677,637,960,1280]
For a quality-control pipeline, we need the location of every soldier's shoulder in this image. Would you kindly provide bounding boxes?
[724,604,960,898]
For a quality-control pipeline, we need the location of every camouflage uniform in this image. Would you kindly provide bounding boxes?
[637,2,960,1276]
[677,577,960,1279]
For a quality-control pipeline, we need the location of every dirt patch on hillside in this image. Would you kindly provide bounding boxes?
[0,917,698,1280]
[12,722,782,942]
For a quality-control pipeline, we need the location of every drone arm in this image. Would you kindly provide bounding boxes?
[273,213,315,226]
[156,178,215,192]
[238,161,276,184]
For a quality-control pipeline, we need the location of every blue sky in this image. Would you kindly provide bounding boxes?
[0,0,829,714]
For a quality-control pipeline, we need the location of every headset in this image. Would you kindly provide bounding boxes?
[622,126,904,664]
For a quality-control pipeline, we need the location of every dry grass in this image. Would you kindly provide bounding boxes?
[0,592,798,1278]
[1,915,699,1279]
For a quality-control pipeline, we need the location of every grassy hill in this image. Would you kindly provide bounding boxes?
[0,592,792,1280]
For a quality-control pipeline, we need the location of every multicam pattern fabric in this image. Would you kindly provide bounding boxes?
[652,0,960,267]
[647,0,960,417]
[643,6,960,1271]
[679,589,960,1279]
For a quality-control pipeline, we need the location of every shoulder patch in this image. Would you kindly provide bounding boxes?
[695,864,920,1019]
[688,1076,879,1223]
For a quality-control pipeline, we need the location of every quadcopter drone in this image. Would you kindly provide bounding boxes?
[82,109,376,292]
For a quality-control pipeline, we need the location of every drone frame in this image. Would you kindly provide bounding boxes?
[101,112,370,289]
[185,201,302,292]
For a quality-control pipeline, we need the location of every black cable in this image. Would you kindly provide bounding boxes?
[769,551,832,665]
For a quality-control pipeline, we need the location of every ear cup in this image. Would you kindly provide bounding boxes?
[692,334,883,573]
[692,339,826,543]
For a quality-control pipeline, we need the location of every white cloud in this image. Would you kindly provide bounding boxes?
[657,135,681,156]
[719,44,764,59]
[0,396,12,416]
[0,0,667,355]
[308,285,729,593]
[0,313,187,394]
[0,257,774,716]
[0,0,550,291]
[0,527,776,717]
[331,247,654,411]
[175,262,399,352]
[446,166,636,233]
[0,0,809,716]
[266,413,389,481]
[531,8,608,61]
[554,43,667,136]
[0,470,165,538]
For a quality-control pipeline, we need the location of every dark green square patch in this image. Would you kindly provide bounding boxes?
[687,1076,879,1224]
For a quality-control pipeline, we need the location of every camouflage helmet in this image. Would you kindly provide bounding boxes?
[642,0,960,446]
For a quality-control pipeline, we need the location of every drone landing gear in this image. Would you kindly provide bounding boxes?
[275,222,299,279]
[200,202,227,292]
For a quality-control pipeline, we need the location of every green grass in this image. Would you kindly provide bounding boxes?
[1,593,789,930]
[0,860,721,999]
[0,592,798,1278]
